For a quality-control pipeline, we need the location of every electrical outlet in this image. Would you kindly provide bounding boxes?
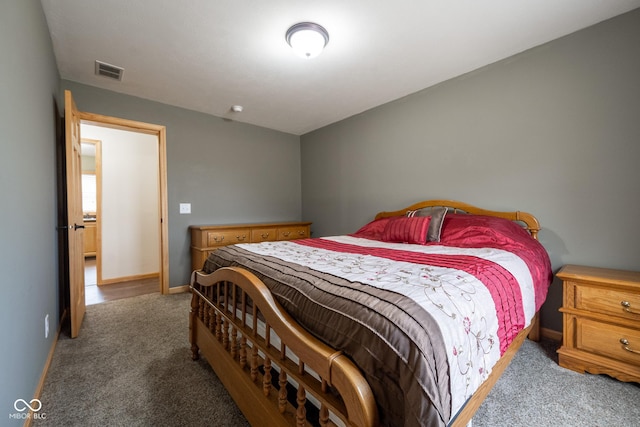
[179,203,191,214]
[45,314,49,339]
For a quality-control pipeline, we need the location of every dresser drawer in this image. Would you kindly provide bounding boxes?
[251,227,278,243]
[575,283,640,319]
[207,229,250,247]
[577,318,640,366]
[278,225,309,240]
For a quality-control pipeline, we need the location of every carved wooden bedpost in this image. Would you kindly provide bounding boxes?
[189,294,200,360]
[189,273,201,361]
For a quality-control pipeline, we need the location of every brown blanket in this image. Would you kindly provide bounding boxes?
[204,245,451,427]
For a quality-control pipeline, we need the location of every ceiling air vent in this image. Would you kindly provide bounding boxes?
[95,60,124,81]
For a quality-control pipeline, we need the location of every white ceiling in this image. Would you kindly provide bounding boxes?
[41,0,640,136]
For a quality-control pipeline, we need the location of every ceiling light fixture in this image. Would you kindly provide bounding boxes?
[285,22,329,59]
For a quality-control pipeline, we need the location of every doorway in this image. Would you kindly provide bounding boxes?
[78,113,170,297]
[79,135,162,305]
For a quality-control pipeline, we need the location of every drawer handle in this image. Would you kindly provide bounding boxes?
[619,338,640,355]
[621,301,640,315]
[236,235,246,241]
[282,231,291,237]
[213,236,225,243]
[298,230,306,236]
[261,232,270,239]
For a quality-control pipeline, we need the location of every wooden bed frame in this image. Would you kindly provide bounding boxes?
[189,200,543,427]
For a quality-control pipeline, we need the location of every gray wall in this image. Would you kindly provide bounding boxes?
[3,1,638,414]
[0,0,60,422]
[301,9,640,332]
[61,81,302,287]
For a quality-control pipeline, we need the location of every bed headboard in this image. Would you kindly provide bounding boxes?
[374,199,541,240]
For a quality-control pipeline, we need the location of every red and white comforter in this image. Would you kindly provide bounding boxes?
[203,219,551,427]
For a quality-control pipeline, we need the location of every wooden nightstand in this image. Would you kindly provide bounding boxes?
[557,264,640,382]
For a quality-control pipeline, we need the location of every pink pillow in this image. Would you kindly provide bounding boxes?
[381,216,431,245]
[439,213,532,247]
[352,217,392,240]
[438,213,552,312]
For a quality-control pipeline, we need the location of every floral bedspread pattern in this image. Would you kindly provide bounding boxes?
[204,234,549,427]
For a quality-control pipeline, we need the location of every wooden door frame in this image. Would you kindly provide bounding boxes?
[78,111,170,295]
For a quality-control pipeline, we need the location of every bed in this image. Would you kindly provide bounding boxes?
[189,200,552,427]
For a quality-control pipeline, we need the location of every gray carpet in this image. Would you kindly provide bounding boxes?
[36,293,639,426]
[36,293,248,427]
[473,337,640,426]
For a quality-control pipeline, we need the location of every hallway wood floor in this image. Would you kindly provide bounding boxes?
[84,257,159,305]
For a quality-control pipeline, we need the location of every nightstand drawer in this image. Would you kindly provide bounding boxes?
[557,264,640,382]
[575,284,640,319]
[577,318,640,366]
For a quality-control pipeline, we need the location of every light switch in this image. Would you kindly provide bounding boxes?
[179,203,191,214]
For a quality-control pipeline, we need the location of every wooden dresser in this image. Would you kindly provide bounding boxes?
[557,264,640,382]
[190,221,312,272]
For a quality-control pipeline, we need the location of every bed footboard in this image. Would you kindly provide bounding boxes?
[189,267,378,427]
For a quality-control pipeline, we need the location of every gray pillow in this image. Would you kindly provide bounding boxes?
[406,206,447,242]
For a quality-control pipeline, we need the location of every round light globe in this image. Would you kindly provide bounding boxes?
[286,22,329,59]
